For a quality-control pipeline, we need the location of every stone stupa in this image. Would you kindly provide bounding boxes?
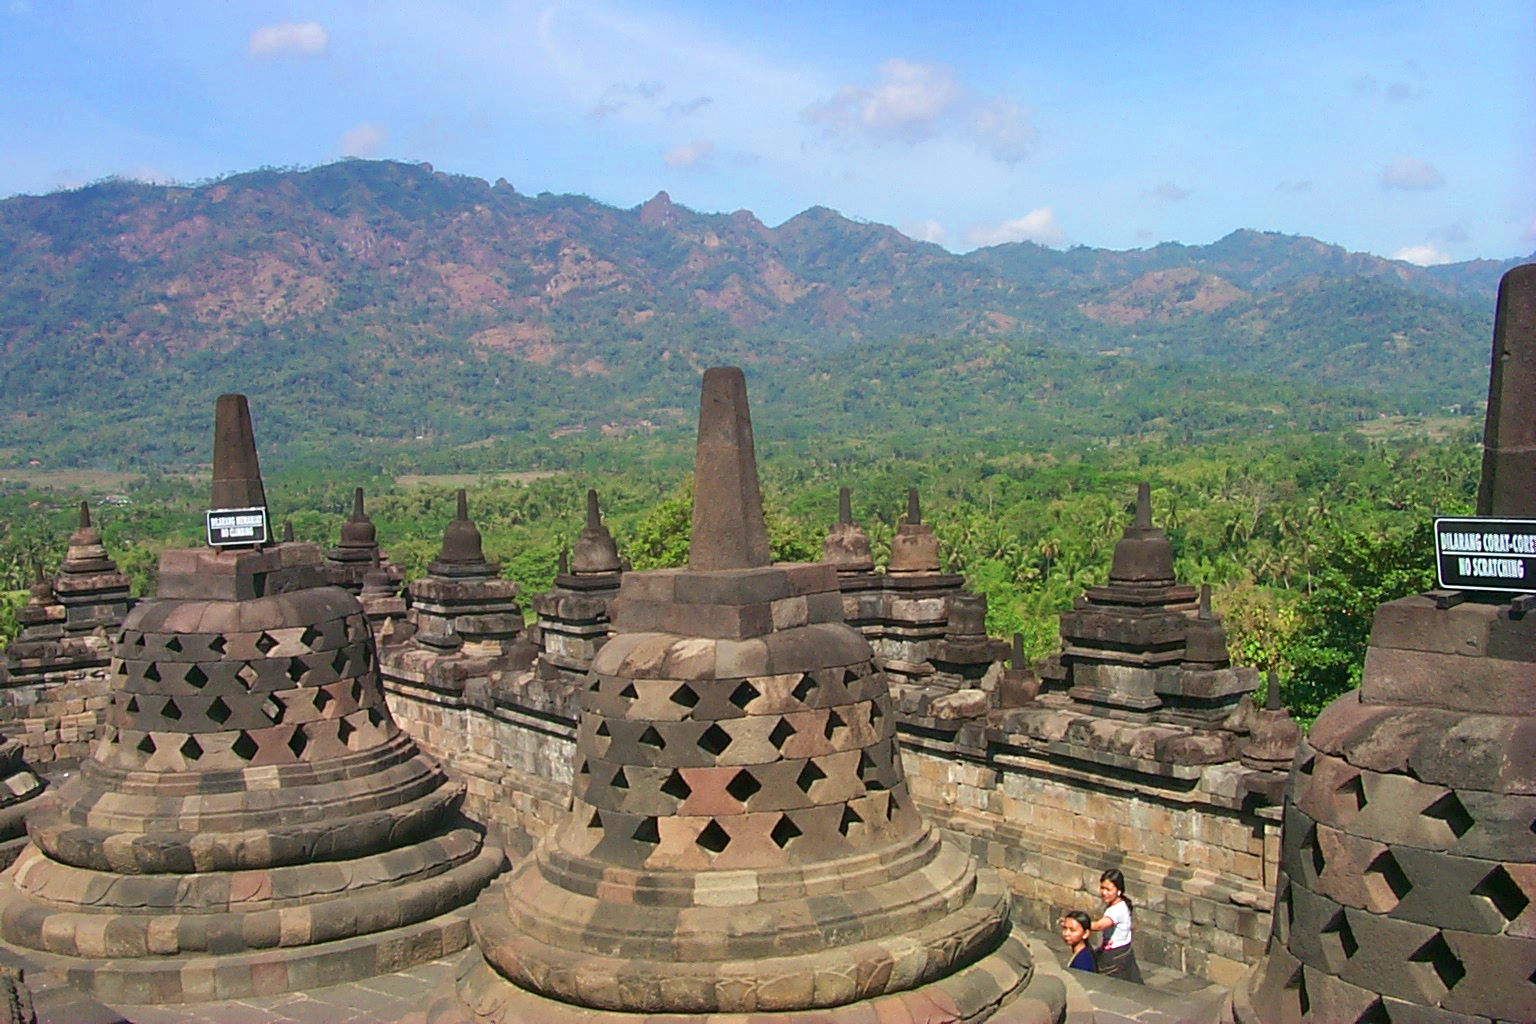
[443,368,1062,1022]
[0,394,502,1004]
[1236,265,1536,1023]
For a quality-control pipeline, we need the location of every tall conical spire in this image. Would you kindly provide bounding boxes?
[838,485,853,525]
[209,394,267,512]
[907,487,922,525]
[76,501,92,533]
[1134,481,1153,528]
[1478,264,1536,516]
[688,367,771,571]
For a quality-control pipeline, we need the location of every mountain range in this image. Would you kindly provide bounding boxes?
[0,159,1523,472]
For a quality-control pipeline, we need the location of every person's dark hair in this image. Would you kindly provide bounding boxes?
[1101,868,1134,913]
[1063,910,1093,932]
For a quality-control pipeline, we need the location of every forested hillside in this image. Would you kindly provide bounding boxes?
[0,159,1517,471]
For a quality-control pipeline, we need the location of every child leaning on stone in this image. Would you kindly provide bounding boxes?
[1058,910,1097,972]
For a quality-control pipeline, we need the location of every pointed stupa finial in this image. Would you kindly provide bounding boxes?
[822,485,873,572]
[558,549,570,575]
[1478,264,1536,517]
[209,394,267,512]
[68,500,101,546]
[572,490,620,574]
[338,487,377,548]
[1108,482,1175,585]
[1011,632,1025,670]
[907,488,922,525]
[1198,583,1213,619]
[585,489,601,530]
[431,489,494,575]
[688,367,771,571]
[282,521,295,543]
[1265,669,1282,711]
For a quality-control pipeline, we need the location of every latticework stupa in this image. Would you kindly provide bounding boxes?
[446,368,1061,1023]
[1235,266,1536,1022]
[0,395,502,1004]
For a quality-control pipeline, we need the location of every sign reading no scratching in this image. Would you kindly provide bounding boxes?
[206,507,269,547]
[1434,517,1536,594]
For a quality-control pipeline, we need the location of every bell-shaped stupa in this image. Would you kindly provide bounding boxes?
[1236,265,1536,1023]
[0,395,502,1004]
[448,368,1059,1023]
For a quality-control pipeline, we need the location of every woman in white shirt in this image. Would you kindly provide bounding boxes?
[1091,868,1144,983]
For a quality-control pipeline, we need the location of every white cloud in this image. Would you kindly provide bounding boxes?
[248,22,328,58]
[901,219,946,245]
[338,123,387,157]
[1392,243,1450,266]
[663,139,714,169]
[969,96,1035,164]
[805,59,959,142]
[803,60,1035,163]
[1379,157,1444,191]
[967,207,1064,248]
[1143,182,1193,202]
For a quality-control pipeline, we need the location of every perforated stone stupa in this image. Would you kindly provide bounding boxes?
[1236,264,1536,1023]
[445,368,1061,1023]
[0,394,501,1004]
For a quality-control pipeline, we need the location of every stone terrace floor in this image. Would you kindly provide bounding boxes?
[25,931,1232,1024]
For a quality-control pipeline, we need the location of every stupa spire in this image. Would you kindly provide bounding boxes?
[1478,263,1536,516]
[688,367,771,571]
[208,393,267,513]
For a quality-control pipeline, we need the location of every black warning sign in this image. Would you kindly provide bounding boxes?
[1434,516,1536,594]
[206,507,269,547]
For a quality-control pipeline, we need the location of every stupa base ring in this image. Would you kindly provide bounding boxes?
[441,932,1062,1024]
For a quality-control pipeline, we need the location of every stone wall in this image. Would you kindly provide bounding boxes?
[381,659,1283,986]
[896,716,1279,987]
[0,659,112,771]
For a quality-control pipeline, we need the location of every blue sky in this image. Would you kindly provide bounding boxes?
[2,1,1531,261]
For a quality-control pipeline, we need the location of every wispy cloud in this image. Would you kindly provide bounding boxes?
[248,22,328,59]
[1392,243,1450,266]
[1379,157,1444,191]
[967,207,1063,248]
[1142,182,1193,203]
[901,219,945,245]
[338,123,387,157]
[803,59,1035,164]
[663,139,714,169]
[665,96,713,118]
[590,80,664,118]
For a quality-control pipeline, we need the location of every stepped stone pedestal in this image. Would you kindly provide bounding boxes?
[1236,264,1536,1023]
[0,395,501,1004]
[441,368,1062,1023]
[533,490,623,687]
[0,504,131,772]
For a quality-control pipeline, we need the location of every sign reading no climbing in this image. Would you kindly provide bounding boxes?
[1434,517,1536,594]
[206,507,269,547]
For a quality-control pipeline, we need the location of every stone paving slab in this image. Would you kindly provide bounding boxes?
[67,930,1229,1024]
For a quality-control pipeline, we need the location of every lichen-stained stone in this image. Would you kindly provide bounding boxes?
[0,395,502,1005]
[1238,265,1536,1024]
[445,369,1060,1024]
